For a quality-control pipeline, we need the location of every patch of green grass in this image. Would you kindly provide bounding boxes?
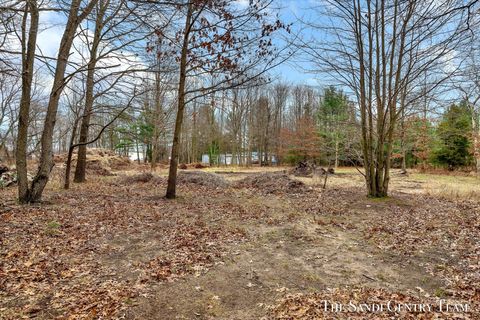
[377,273,387,281]
[283,227,304,240]
[435,264,446,272]
[45,220,61,235]
[303,272,321,282]
[434,287,447,298]
[262,229,280,241]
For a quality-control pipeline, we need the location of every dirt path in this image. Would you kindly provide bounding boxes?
[125,203,444,319]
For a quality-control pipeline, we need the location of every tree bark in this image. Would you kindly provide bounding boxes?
[74,0,107,183]
[151,70,163,170]
[166,1,193,199]
[400,95,407,173]
[28,0,98,202]
[16,0,39,203]
[64,117,80,189]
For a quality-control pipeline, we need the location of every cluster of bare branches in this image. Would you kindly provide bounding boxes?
[2,0,479,202]
[299,0,480,196]
[0,0,291,202]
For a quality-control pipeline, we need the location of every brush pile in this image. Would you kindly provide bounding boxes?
[54,148,131,176]
[235,172,307,194]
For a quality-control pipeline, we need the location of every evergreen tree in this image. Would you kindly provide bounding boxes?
[433,102,473,169]
[317,86,351,167]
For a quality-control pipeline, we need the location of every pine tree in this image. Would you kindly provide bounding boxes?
[433,102,473,169]
[317,86,351,168]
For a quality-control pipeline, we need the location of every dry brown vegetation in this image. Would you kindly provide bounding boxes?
[1,166,479,319]
[54,148,131,177]
[235,172,308,194]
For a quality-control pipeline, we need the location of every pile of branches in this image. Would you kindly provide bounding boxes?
[177,171,229,188]
[235,172,307,194]
[54,148,131,176]
[291,161,335,177]
[0,164,33,188]
[0,164,15,187]
[117,171,228,189]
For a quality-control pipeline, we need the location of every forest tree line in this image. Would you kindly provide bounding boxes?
[1,0,479,201]
[2,75,478,170]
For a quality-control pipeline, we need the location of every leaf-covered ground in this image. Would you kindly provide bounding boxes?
[0,168,479,319]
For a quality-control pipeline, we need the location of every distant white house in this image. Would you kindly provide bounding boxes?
[201,154,210,164]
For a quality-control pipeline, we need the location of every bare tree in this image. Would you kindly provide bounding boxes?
[450,18,480,173]
[71,0,150,182]
[15,0,39,203]
[156,0,289,198]
[18,0,98,203]
[270,83,288,162]
[0,72,20,161]
[301,0,477,197]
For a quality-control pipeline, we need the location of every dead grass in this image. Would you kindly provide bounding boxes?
[410,172,480,200]
[295,167,480,201]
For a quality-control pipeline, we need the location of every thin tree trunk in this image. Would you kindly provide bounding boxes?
[166,2,193,199]
[400,110,407,173]
[16,0,39,203]
[334,140,339,169]
[28,0,98,202]
[64,117,80,189]
[136,139,140,164]
[191,100,197,163]
[73,60,97,182]
[74,0,108,182]
[151,70,162,170]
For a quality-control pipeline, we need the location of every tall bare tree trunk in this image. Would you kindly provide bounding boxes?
[400,91,407,173]
[471,109,480,175]
[74,0,107,183]
[151,70,164,170]
[191,100,197,163]
[28,0,98,202]
[166,2,193,199]
[16,0,39,203]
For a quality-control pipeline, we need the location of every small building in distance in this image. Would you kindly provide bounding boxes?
[201,152,277,166]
